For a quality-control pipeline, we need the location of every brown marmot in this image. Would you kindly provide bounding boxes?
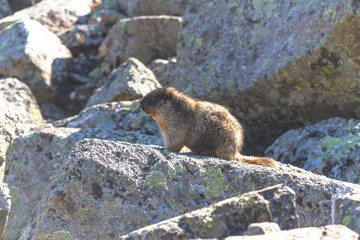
[139,87,277,168]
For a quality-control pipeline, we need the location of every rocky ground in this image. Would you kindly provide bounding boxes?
[0,0,360,239]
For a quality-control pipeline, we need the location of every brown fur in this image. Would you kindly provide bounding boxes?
[139,87,277,168]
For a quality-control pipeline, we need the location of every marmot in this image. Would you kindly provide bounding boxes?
[139,87,277,168]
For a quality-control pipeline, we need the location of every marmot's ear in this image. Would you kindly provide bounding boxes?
[164,88,174,101]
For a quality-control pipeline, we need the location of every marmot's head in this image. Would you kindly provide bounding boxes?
[139,87,175,116]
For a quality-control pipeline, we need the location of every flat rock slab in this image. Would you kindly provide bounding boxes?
[0,0,101,34]
[0,19,71,103]
[120,185,298,240]
[86,58,161,108]
[99,16,181,67]
[0,78,43,124]
[227,225,359,240]
[21,139,360,239]
[175,0,360,154]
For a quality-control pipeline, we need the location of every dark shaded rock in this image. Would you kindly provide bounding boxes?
[148,58,177,87]
[175,0,360,155]
[0,183,11,238]
[21,139,360,239]
[334,192,360,234]
[99,16,181,68]
[227,225,359,240]
[120,185,298,240]
[0,114,17,182]
[4,124,160,240]
[40,103,71,121]
[266,118,360,184]
[0,0,12,18]
[86,58,161,108]
[51,54,98,114]
[60,23,112,55]
[8,0,40,12]
[0,0,101,34]
[0,78,43,124]
[53,100,161,141]
[0,19,71,104]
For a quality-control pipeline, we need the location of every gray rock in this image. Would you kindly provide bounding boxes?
[8,0,41,12]
[117,0,188,17]
[0,19,71,104]
[120,185,298,240]
[0,0,101,34]
[227,225,359,240]
[334,192,360,234]
[246,222,281,236]
[53,100,161,143]
[99,16,181,68]
[265,118,360,184]
[0,183,11,238]
[0,78,43,124]
[175,0,360,155]
[4,124,159,240]
[0,0,12,19]
[20,139,360,239]
[149,58,177,87]
[86,58,161,108]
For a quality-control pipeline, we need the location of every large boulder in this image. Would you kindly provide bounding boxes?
[266,118,360,184]
[4,124,160,240]
[86,58,161,108]
[0,0,101,34]
[20,139,360,239]
[0,114,17,183]
[0,78,43,124]
[120,184,299,239]
[0,19,71,103]
[99,16,181,68]
[334,192,360,234]
[175,0,360,155]
[148,58,177,87]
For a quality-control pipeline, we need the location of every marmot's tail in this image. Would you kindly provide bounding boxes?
[235,153,278,168]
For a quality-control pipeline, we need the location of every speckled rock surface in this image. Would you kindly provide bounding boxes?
[21,139,360,239]
[246,222,281,236]
[266,118,360,184]
[86,58,161,108]
[0,183,11,238]
[53,100,161,143]
[175,0,360,155]
[227,225,359,240]
[0,0,11,19]
[334,193,360,234]
[0,19,71,104]
[0,0,101,34]
[120,185,298,240]
[149,58,177,87]
[0,114,17,183]
[0,78,43,124]
[4,124,160,240]
[99,16,181,68]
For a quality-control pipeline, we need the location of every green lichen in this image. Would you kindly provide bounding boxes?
[226,80,234,90]
[147,170,168,190]
[203,166,228,199]
[43,230,77,240]
[342,214,352,226]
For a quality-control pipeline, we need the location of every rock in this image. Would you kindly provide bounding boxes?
[0,78,43,124]
[40,103,70,121]
[60,23,112,55]
[99,16,181,68]
[120,185,298,240]
[3,124,160,240]
[175,1,360,155]
[52,54,98,114]
[0,114,18,183]
[8,0,41,12]
[265,118,360,184]
[86,58,161,108]
[148,58,177,87]
[0,0,12,19]
[0,19,71,104]
[227,225,359,240]
[20,139,360,239]
[0,0,101,34]
[334,192,360,234]
[0,184,11,237]
[53,101,161,142]
[117,0,188,17]
[246,222,281,236]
